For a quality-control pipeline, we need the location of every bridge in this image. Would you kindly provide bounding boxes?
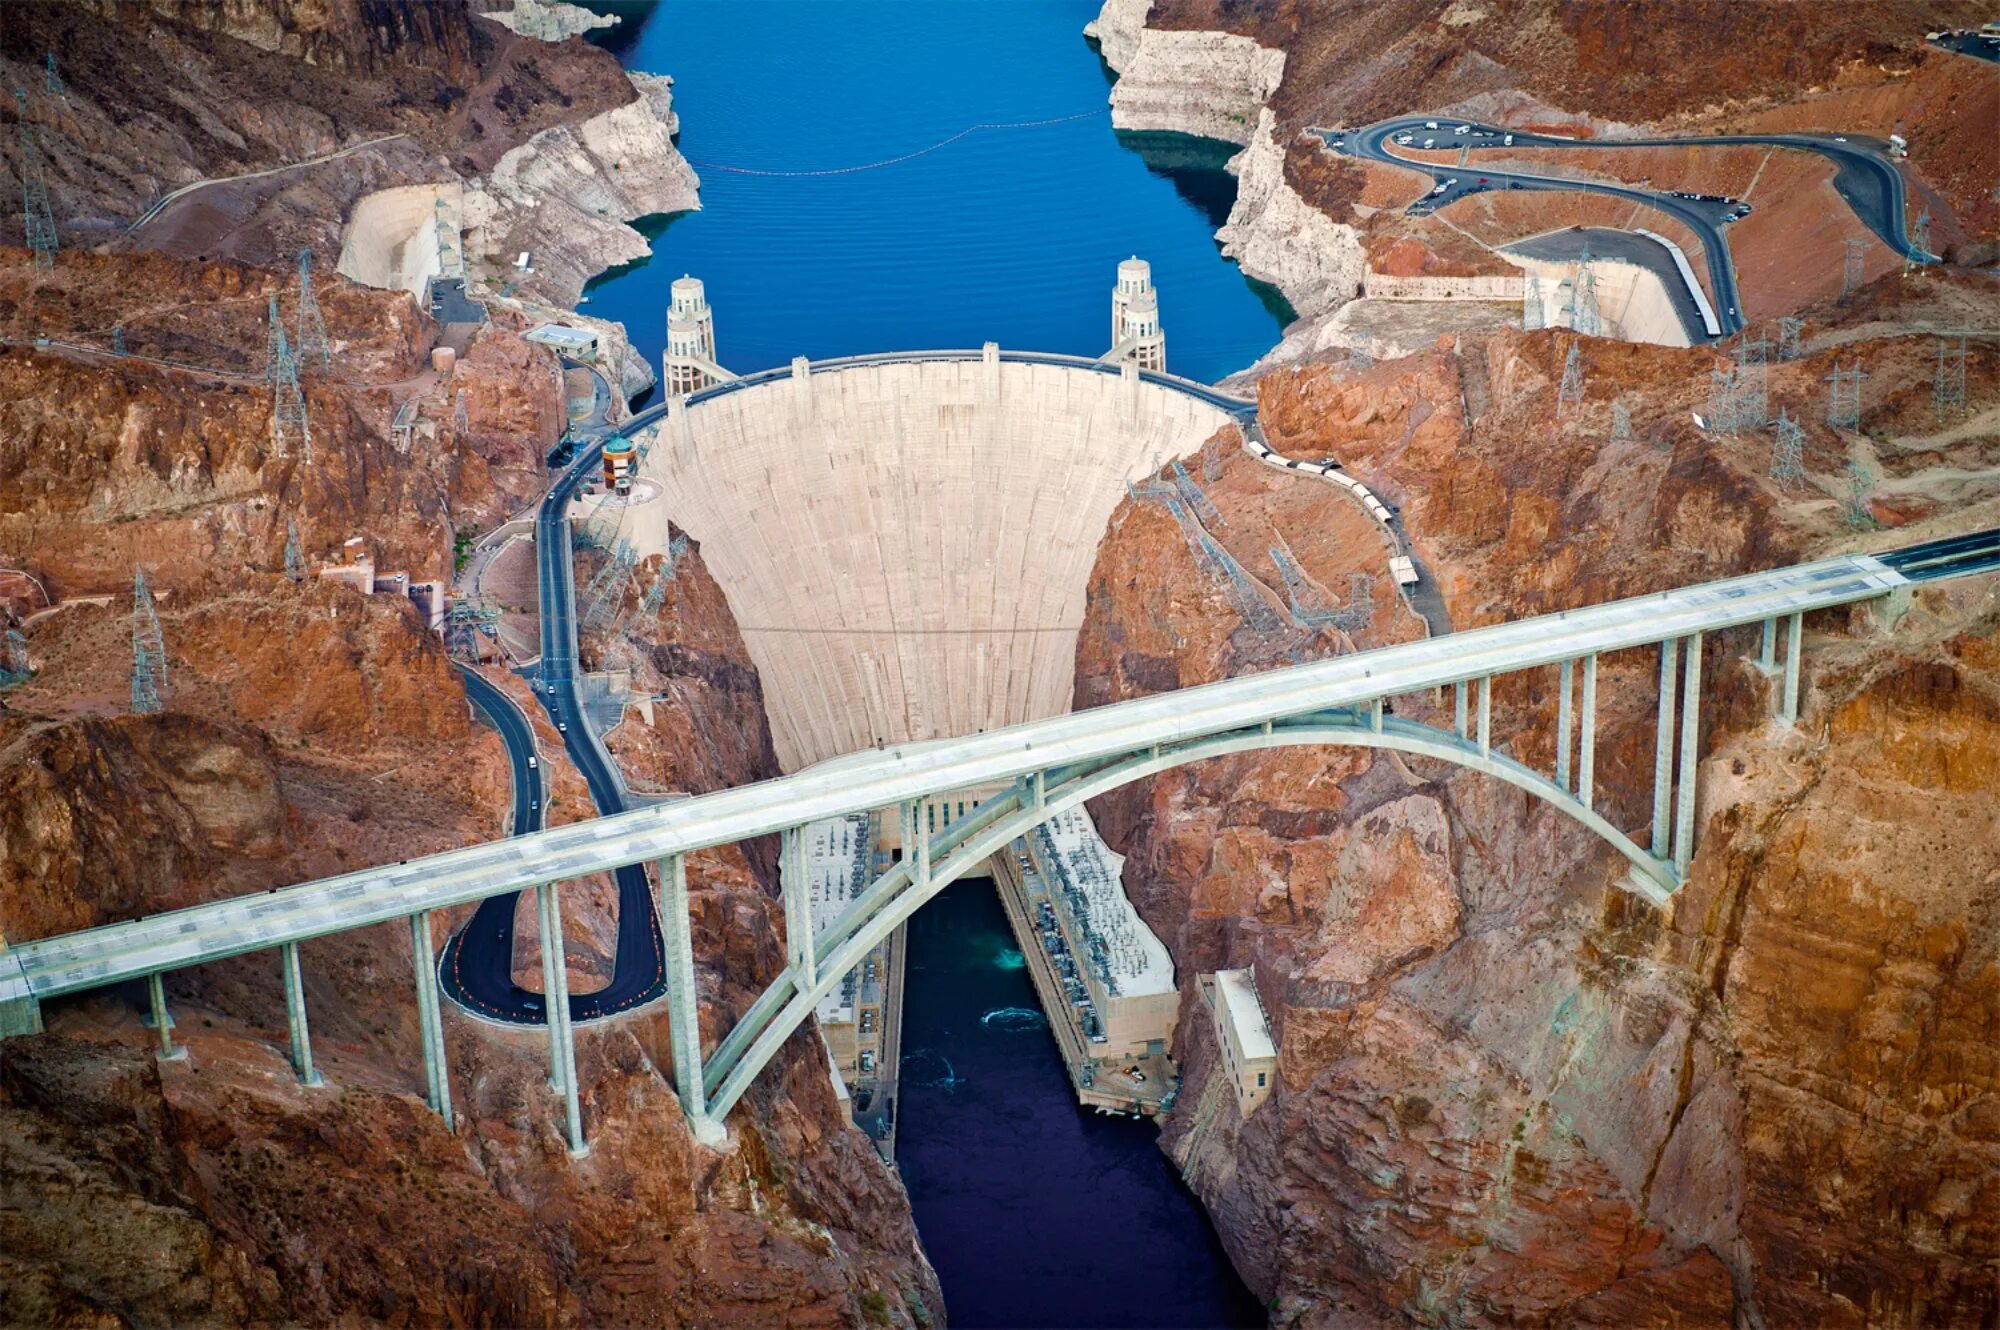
[2,522,1991,1156]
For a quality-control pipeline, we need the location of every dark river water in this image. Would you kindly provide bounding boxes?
[581,3,1276,1324]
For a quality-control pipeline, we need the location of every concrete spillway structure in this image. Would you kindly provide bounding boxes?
[640,347,1232,771]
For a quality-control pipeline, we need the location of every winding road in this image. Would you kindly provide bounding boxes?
[1325,117,1931,340]
[440,438,669,1026]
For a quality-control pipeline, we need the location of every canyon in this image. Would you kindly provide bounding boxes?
[2,0,1996,1326]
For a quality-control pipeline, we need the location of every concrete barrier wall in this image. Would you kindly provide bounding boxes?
[1362,272,1525,302]
[639,360,1232,771]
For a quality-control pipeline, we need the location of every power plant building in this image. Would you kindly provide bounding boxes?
[1204,968,1277,1116]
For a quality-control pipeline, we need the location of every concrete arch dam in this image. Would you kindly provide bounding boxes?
[633,353,1239,771]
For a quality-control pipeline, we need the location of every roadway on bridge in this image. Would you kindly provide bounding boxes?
[1326,117,1928,340]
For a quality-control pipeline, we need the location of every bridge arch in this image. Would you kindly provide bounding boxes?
[699,710,1671,1125]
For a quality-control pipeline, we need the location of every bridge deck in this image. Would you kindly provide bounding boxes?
[1,544,1926,1009]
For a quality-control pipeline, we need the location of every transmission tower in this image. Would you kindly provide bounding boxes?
[1608,401,1633,447]
[1932,336,1966,420]
[638,535,689,618]
[1907,210,1931,271]
[1769,409,1807,492]
[1522,272,1543,331]
[580,538,640,636]
[44,55,63,98]
[453,389,470,435]
[294,250,330,371]
[1776,316,1802,363]
[14,89,58,271]
[1268,535,1371,633]
[111,325,125,356]
[1562,245,1601,337]
[130,568,167,714]
[283,518,305,581]
[444,601,503,662]
[1840,240,1866,297]
[266,295,310,460]
[1824,362,1866,431]
[1171,460,1224,528]
[1732,334,1769,429]
[1128,480,1288,636]
[1843,459,1875,530]
[1556,340,1586,418]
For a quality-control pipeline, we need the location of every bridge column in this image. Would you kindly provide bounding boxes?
[780,827,816,988]
[1476,676,1492,757]
[1780,611,1804,724]
[147,972,184,1062]
[409,911,452,1127]
[1556,659,1574,790]
[1673,633,1704,874]
[1454,681,1467,738]
[1579,654,1598,808]
[1369,696,1384,733]
[280,942,323,1087]
[900,800,932,891]
[536,884,563,1089]
[538,883,587,1157]
[658,853,725,1147]
[1757,616,1777,673]
[1651,637,1680,857]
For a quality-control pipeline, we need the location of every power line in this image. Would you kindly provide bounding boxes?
[13,89,58,271]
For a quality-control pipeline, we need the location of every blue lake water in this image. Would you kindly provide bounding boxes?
[582,3,1275,1323]
[583,0,1288,405]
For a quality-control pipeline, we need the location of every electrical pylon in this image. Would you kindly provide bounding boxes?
[1556,340,1586,418]
[1769,409,1806,492]
[1776,316,1802,363]
[1932,336,1966,420]
[1825,362,1866,431]
[1907,210,1931,271]
[14,89,58,271]
[284,518,305,581]
[131,568,167,714]
[268,296,310,461]
[1608,401,1633,447]
[295,249,330,371]
[1843,459,1874,530]
[44,55,63,98]
[1840,240,1866,297]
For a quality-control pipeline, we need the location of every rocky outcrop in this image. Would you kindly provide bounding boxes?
[1078,315,1999,1325]
[478,0,618,43]
[1219,111,1367,324]
[1090,0,1284,146]
[461,70,701,308]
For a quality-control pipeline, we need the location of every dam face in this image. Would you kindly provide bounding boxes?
[638,357,1232,771]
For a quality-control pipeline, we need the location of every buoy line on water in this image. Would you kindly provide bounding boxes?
[685,107,1110,177]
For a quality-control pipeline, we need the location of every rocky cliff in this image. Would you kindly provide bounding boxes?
[1076,303,1998,1324]
[1088,0,1283,146]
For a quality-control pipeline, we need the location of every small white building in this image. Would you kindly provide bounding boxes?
[524,323,600,361]
[1206,968,1277,1116]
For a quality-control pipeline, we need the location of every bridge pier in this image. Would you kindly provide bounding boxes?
[780,828,817,988]
[1674,632,1704,873]
[537,884,587,1157]
[659,854,727,1147]
[1780,611,1804,724]
[409,911,452,1127]
[280,942,323,1087]
[1651,637,1680,856]
[1476,676,1492,756]
[1556,659,1574,790]
[1578,654,1598,807]
[1454,680,1467,738]
[147,972,183,1061]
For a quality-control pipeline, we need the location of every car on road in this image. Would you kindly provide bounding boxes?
[1431,181,1448,195]
[1424,138,1435,147]
[1503,133,1514,145]
[528,756,538,768]
[1454,124,1471,134]
[1425,120,1439,129]
[1396,132,1414,144]
[559,721,568,733]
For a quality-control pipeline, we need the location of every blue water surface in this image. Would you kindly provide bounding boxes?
[579,5,1275,1324]
[581,0,1288,405]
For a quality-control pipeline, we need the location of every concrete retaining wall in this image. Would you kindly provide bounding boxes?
[1363,272,1526,302]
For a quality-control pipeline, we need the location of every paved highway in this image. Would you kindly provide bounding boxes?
[13,530,1995,1024]
[1324,117,1930,339]
[439,437,669,1026]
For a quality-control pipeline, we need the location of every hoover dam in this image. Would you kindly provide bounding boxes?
[636,350,1235,769]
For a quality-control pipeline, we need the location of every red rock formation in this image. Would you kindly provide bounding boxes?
[1078,312,1998,1324]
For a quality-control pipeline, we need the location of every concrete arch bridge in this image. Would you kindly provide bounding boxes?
[1,530,1993,1157]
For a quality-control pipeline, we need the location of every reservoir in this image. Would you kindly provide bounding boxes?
[583,2,1280,1323]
